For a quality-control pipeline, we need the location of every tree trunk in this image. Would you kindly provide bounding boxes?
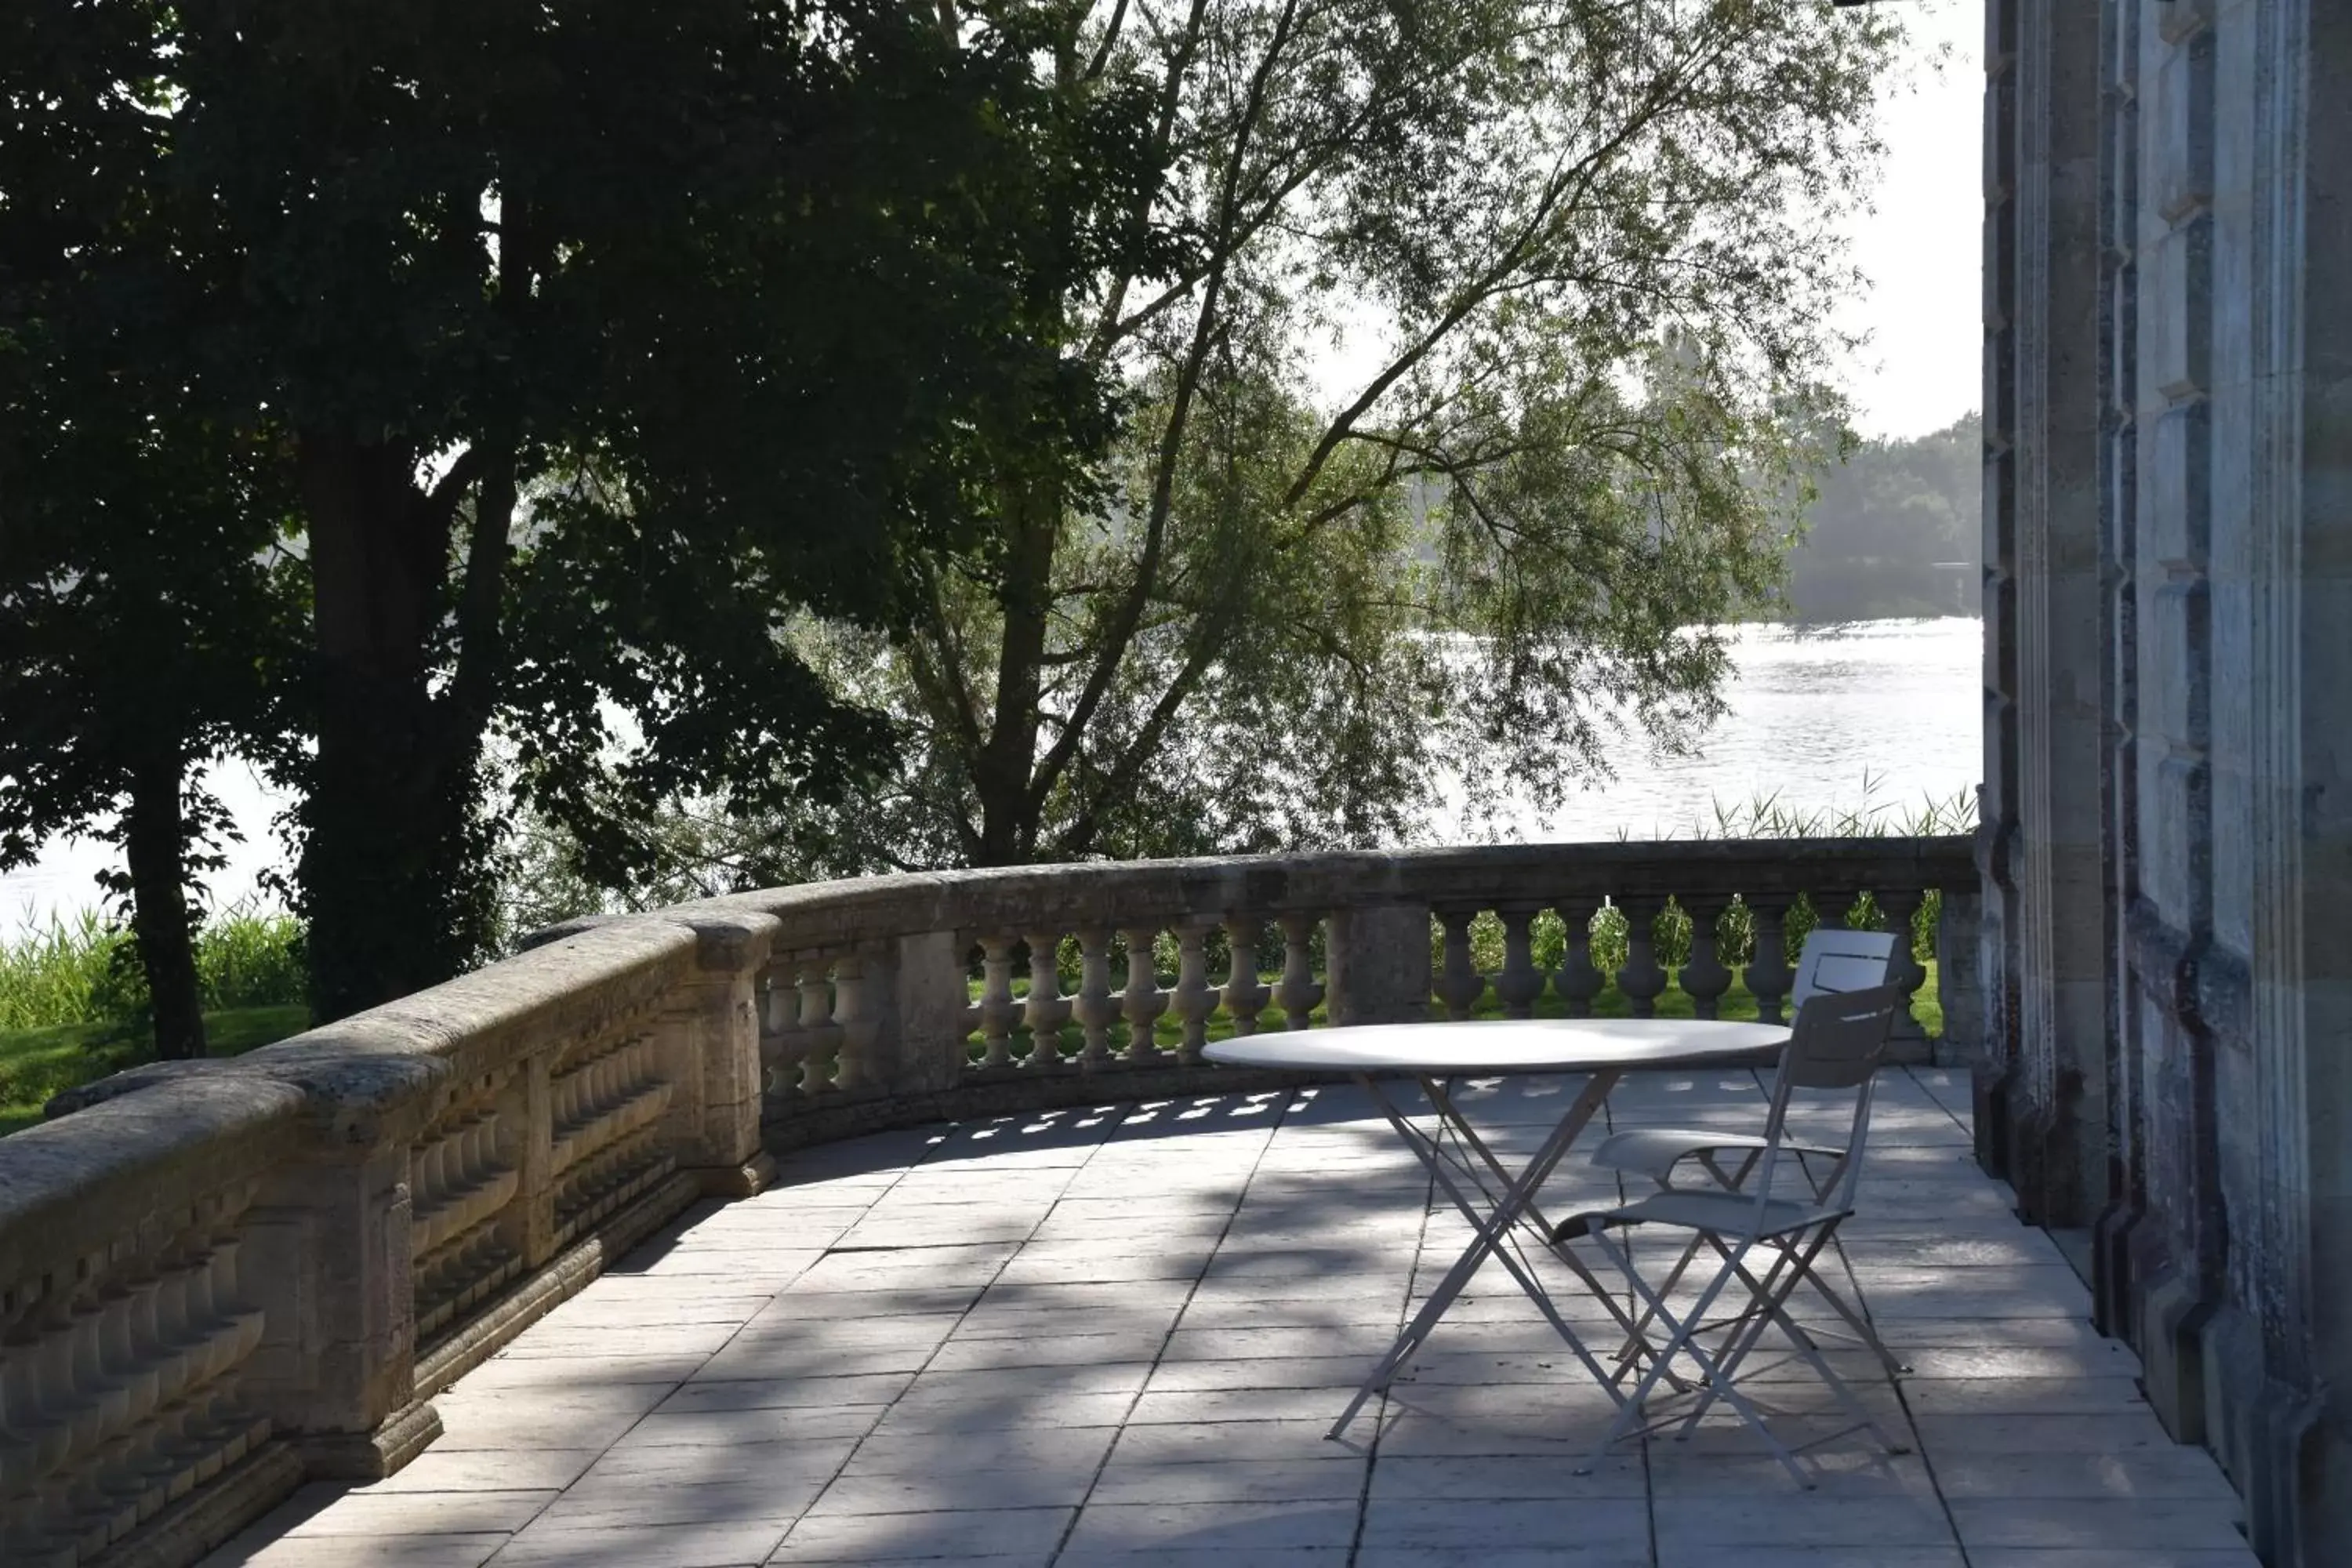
[122,755,207,1062]
[971,482,1060,866]
[297,434,489,1021]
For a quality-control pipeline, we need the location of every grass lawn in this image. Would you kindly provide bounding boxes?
[0,1004,309,1137]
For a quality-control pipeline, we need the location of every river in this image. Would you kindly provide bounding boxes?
[1431,616,1981,842]
[1,617,1982,932]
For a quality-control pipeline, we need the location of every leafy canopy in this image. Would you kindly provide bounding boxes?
[560,0,1906,897]
[11,0,1173,1008]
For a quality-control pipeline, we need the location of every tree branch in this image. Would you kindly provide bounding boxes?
[1033,0,1306,821]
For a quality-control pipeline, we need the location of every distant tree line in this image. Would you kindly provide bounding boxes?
[2,0,1909,1054]
[1783,414,1980,623]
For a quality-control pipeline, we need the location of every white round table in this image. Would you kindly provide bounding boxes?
[1206,1016,1791,1438]
[1203,1016,1789,1076]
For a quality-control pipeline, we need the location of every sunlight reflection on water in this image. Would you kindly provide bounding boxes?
[1432,616,1981,843]
[2,619,1984,929]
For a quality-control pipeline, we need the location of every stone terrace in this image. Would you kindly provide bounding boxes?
[202,1068,2257,1568]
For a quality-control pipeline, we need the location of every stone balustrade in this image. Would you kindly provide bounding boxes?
[729,838,1976,1145]
[0,837,1971,1567]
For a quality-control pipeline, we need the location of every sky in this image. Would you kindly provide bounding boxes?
[1831,0,1984,440]
[0,4,1988,931]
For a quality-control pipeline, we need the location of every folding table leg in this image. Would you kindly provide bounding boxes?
[1325,1070,1626,1440]
[1421,1079,1687,1392]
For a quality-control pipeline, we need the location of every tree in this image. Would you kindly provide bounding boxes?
[0,5,307,1058]
[575,0,1904,891]
[112,0,1163,1017]
[1784,412,1980,621]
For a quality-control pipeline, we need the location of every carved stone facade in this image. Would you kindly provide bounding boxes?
[1976,2,2350,1559]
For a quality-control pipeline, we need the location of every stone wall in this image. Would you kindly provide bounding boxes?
[1979,2,2350,1559]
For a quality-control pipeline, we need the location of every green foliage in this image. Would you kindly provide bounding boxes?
[1785,414,1980,622]
[0,909,309,1032]
[6,0,1174,1014]
[0,2,311,1051]
[0,913,126,1033]
[194,910,310,1013]
[1427,776,1971,1007]
[575,0,1912,893]
[0,1004,307,1138]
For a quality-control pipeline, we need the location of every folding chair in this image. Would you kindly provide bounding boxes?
[1585,927,1907,1377]
[1549,982,1909,1485]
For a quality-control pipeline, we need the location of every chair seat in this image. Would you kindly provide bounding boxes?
[1590,1127,1849,1185]
[1552,1186,1850,1244]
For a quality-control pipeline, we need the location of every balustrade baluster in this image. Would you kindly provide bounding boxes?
[1023,932,1068,1070]
[1436,909,1482,1019]
[1680,897,1734,1019]
[1172,919,1216,1065]
[103,1287,162,1431]
[68,1298,129,1453]
[1120,926,1167,1062]
[461,1119,496,1229]
[833,956,872,1092]
[978,936,1018,1070]
[147,1263,198,1398]
[760,968,803,1102]
[797,962,839,1092]
[1,1335,70,1482]
[1275,913,1324,1029]
[183,1250,225,1384]
[1617,898,1668,1018]
[1744,896,1795,1022]
[1495,905,1544,1019]
[43,1317,96,1454]
[1877,887,1930,1052]
[1552,898,1604,1016]
[761,967,795,1038]
[1221,917,1271,1035]
[1074,929,1116,1066]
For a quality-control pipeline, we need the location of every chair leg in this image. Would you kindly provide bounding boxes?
[1674,1225,1909,1458]
[1609,1150,1763,1370]
[1573,1229,1813,1487]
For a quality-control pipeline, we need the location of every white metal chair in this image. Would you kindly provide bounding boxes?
[1586,926,1906,1376]
[1551,982,1911,1484]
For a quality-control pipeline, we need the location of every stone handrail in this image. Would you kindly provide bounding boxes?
[709,837,1981,1144]
[0,837,1975,1567]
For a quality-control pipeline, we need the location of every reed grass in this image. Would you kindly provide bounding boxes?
[0,904,307,1029]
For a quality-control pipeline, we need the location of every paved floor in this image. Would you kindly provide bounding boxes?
[208,1067,2262,1568]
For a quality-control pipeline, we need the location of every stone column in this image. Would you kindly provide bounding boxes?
[1934,890,1985,1071]
[240,1136,434,1479]
[890,931,975,1094]
[1327,902,1433,1025]
[1977,0,2110,1229]
[2262,0,2352,1531]
[652,915,777,1198]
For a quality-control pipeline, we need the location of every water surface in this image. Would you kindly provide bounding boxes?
[2,618,1984,930]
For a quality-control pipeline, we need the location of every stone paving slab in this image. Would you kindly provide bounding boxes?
[201,1069,2261,1568]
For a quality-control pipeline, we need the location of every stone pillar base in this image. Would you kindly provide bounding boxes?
[2136,1269,2217,1446]
[696,1152,776,1200]
[294,1399,444,1481]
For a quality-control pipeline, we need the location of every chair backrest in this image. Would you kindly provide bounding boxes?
[1750,982,1907,1216]
[1789,927,1898,1008]
[1780,982,1907,1091]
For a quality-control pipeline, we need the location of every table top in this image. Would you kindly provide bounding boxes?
[1203,1017,1790,1075]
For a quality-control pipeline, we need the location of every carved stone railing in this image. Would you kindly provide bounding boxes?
[0,837,1971,1568]
[722,838,1978,1146]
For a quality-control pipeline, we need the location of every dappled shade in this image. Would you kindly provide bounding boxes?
[205,1071,2254,1567]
